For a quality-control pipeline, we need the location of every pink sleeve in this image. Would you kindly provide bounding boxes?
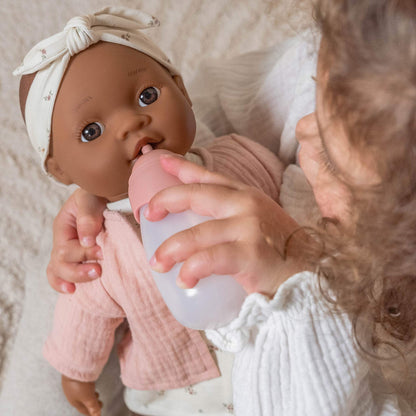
[43,278,125,382]
[190,134,284,202]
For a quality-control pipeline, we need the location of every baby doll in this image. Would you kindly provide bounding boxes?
[14,7,284,416]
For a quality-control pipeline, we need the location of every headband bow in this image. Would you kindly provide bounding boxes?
[64,15,100,56]
[13,6,178,174]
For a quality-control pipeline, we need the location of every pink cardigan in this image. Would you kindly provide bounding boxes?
[43,134,283,390]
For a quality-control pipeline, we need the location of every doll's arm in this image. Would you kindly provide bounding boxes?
[62,375,102,416]
[47,188,106,293]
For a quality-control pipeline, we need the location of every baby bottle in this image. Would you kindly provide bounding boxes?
[128,145,247,330]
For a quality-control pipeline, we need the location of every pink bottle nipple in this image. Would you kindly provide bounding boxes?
[128,147,183,223]
[141,144,153,154]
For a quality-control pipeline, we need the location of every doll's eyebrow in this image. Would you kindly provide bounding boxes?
[74,95,93,112]
[127,67,146,77]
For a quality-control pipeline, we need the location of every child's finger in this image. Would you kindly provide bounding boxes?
[146,182,248,221]
[51,239,103,264]
[160,154,243,188]
[149,216,253,273]
[47,266,101,293]
[176,240,289,297]
[47,240,103,289]
[47,275,76,294]
[54,240,103,263]
[175,241,247,289]
[47,258,102,288]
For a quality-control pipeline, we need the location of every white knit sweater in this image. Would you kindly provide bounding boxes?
[207,272,411,416]
[191,33,414,416]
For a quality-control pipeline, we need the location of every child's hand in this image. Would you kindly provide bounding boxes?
[47,188,106,294]
[145,155,312,298]
[61,375,102,416]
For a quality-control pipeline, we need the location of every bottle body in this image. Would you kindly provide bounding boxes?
[128,146,247,330]
[139,205,247,330]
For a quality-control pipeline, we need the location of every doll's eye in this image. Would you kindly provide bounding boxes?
[81,122,104,143]
[138,87,160,107]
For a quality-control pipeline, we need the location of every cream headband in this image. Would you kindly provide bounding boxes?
[13,6,179,174]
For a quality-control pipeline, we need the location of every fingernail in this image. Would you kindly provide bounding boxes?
[81,236,94,248]
[144,205,150,219]
[88,268,98,279]
[60,283,70,293]
[176,277,189,289]
[149,255,164,272]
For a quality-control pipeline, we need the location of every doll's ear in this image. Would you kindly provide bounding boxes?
[45,156,73,185]
[172,75,192,106]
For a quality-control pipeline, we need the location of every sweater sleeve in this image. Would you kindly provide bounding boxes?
[189,134,284,202]
[207,272,408,416]
[43,277,125,382]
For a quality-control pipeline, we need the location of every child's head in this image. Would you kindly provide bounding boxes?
[314,0,416,186]
[15,7,196,202]
[309,0,416,351]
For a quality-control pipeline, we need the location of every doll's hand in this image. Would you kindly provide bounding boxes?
[61,375,102,416]
[47,188,106,294]
[145,156,312,298]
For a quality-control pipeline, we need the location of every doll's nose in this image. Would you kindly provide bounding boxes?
[115,112,151,141]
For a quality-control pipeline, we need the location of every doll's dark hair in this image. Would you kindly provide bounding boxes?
[311,0,416,378]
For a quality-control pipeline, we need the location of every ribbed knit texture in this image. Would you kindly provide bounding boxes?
[207,272,408,416]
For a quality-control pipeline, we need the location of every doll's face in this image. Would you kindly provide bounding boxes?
[48,42,196,201]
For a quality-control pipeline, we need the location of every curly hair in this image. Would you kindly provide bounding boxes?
[311,0,416,364]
